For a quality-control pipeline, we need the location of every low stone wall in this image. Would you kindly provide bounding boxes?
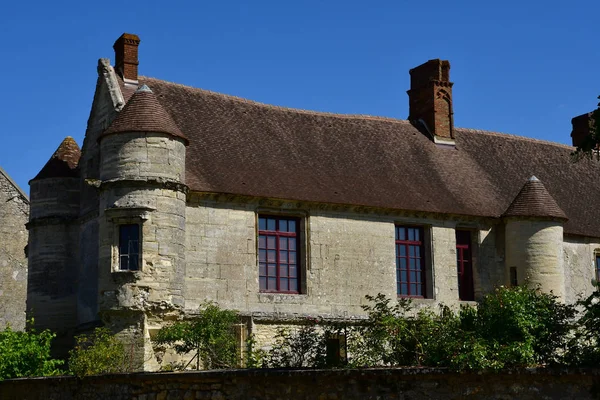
[1,368,599,400]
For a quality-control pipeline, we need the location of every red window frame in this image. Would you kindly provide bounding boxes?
[595,255,600,283]
[456,230,474,301]
[395,226,425,298]
[258,215,300,293]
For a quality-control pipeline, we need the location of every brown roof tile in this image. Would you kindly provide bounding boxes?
[123,77,600,238]
[100,85,188,143]
[32,136,81,181]
[503,176,568,220]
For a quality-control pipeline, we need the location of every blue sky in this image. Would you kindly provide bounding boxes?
[1,0,599,193]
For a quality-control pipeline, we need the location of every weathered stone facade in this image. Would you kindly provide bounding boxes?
[25,33,600,368]
[0,167,28,331]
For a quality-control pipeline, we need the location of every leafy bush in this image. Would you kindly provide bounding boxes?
[264,321,327,368]
[564,283,600,366]
[0,324,63,380]
[266,287,576,371]
[68,327,135,376]
[155,302,240,370]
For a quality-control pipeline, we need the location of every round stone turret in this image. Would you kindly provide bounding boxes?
[27,136,81,357]
[503,176,567,300]
[97,84,188,323]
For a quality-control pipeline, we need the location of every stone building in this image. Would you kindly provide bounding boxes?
[0,166,29,331]
[27,33,600,367]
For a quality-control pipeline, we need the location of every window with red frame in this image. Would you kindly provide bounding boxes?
[258,216,300,293]
[595,254,600,283]
[395,226,425,297]
[456,230,474,301]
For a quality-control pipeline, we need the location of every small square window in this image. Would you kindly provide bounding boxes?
[119,224,140,271]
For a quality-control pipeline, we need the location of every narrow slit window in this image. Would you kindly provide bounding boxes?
[510,267,518,287]
[119,224,140,271]
[456,230,474,301]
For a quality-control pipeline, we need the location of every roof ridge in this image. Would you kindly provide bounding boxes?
[455,127,574,150]
[0,166,29,202]
[140,76,412,124]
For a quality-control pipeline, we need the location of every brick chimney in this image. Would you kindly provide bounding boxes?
[407,59,454,144]
[113,33,140,84]
[571,112,594,148]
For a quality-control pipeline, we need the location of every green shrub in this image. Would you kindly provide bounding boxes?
[0,323,63,380]
[68,327,134,376]
[155,302,240,370]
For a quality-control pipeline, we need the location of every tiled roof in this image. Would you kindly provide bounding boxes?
[503,176,568,220]
[31,136,81,181]
[100,85,188,143]
[117,76,600,238]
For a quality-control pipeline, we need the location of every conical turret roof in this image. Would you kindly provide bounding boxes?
[503,176,567,220]
[99,85,188,143]
[31,137,81,181]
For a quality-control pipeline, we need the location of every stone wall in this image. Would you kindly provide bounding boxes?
[0,168,28,330]
[184,197,503,329]
[1,368,600,400]
[563,234,600,304]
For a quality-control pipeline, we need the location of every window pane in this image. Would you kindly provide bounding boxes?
[280,220,288,232]
[279,237,287,250]
[259,249,266,262]
[120,255,128,270]
[267,264,276,277]
[400,283,408,295]
[289,251,297,264]
[399,246,406,257]
[279,250,288,263]
[409,246,415,257]
[259,263,266,276]
[289,238,296,251]
[279,265,288,278]
[259,277,267,290]
[289,266,297,278]
[259,236,266,248]
[280,278,288,290]
[410,258,416,269]
[400,258,407,269]
[267,250,276,263]
[410,271,417,283]
[129,256,139,271]
[259,217,267,231]
[417,285,423,296]
[415,246,420,257]
[289,278,298,291]
[414,229,420,241]
[267,236,276,248]
[268,277,277,290]
[288,220,296,233]
[400,270,407,283]
[267,218,276,231]
[398,228,405,241]
[408,228,415,241]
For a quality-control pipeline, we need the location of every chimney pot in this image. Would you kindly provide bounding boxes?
[113,33,140,83]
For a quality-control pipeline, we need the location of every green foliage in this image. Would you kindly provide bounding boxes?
[155,302,240,370]
[264,320,327,368]
[264,287,576,371]
[244,334,267,369]
[564,283,600,366]
[68,327,135,377]
[0,323,63,380]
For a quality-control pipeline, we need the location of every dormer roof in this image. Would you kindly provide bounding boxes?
[99,85,188,144]
[503,176,568,221]
[31,136,81,181]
